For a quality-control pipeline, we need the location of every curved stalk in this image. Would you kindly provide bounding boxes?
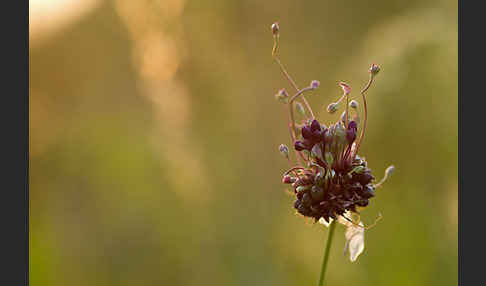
[288,87,316,153]
[272,34,315,118]
[354,75,374,156]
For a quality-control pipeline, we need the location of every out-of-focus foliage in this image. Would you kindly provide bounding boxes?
[30,0,457,285]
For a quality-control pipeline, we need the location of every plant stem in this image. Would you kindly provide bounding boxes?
[318,220,336,286]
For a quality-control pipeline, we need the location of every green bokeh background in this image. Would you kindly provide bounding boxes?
[30,0,457,285]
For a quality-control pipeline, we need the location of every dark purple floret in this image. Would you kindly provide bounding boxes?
[282,175,294,184]
[302,125,313,140]
[311,119,321,132]
[294,141,306,151]
[357,172,374,185]
[346,120,358,143]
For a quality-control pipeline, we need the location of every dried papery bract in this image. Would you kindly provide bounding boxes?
[271,22,394,267]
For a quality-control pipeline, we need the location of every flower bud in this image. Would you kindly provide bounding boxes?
[310,80,320,89]
[275,88,288,103]
[349,100,358,109]
[339,82,351,95]
[310,119,321,132]
[385,165,395,177]
[374,165,394,188]
[282,175,295,184]
[271,22,279,36]
[296,102,306,116]
[294,140,306,151]
[279,144,289,159]
[369,64,380,76]
[301,125,313,140]
[327,102,339,114]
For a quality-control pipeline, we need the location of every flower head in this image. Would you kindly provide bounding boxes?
[272,22,393,263]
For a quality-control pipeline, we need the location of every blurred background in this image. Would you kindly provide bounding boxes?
[29,0,457,285]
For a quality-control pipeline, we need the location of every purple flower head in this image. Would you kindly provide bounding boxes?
[271,24,393,242]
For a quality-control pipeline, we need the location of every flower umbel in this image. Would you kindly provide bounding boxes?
[271,22,394,265]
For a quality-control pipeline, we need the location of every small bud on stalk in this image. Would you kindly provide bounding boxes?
[271,22,280,36]
[279,144,289,159]
[275,88,288,103]
[327,102,339,114]
[310,80,320,89]
[282,175,295,184]
[339,82,351,95]
[349,100,358,109]
[369,64,380,76]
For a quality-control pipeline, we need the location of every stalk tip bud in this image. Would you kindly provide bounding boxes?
[294,140,306,151]
[275,88,288,103]
[282,175,294,184]
[339,82,351,95]
[370,64,380,76]
[385,165,394,177]
[279,144,289,159]
[271,22,279,36]
[310,80,320,89]
[349,100,358,109]
[327,102,339,114]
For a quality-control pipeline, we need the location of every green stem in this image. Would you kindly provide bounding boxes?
[318,220,336,286]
